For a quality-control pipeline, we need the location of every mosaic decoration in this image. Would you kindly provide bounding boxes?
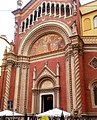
[89,57,97,69]
[31,34,65,55]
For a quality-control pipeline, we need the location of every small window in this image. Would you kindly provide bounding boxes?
[51,3,54,14]
[90,82,97,108]
[26,18,29,29]
[38,7,41,17]
[94,16,97,28]
[83,18,91,31]
[34,10,37,21]
[66,5,70,17]
[42,3,45,13]
[61,4,64,16]
[7,100,13,109]
[56,4,59,15]
[93,84,97,105]
[22,21,25,32]
[30,14,33,25]
[47,3,50,14]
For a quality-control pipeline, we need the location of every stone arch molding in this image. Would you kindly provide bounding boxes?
[18,20,73,56]
[33,63,60,89]
[89,79,97,90]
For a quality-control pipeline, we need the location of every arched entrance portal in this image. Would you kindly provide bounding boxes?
[32,64,60,113]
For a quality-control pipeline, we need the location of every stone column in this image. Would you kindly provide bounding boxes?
[59,3,61,17]
[45,2,47,15]
[24,19,26,32]
[64,6,66,18]
[54,2,56,17]
[49,2,51,16]
[32,90,35,113]
[14,64,21,111]
[54,87,60,108]
[32,66,37,113]
[73,49,82,113]
[3,61,12,110]
[16,64,22,112]
[32,90,39,113]
[19,63,29,113]
[65,52,73,112]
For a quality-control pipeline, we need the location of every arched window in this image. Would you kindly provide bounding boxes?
[38,7,41,17]
[84,18,91,31]
[34,10,37,21]
[90,81,97,108]
[22,21,25,32]
[94,16,97,28]
[51,3,54,14]
[93,84,97,105]
[56,4,59,15]
[66,5,70,17]
[42,3,45,13]
[30,14,33,25]
[47,3,50,14]
[61,4,64,16]
[26,18,29,29]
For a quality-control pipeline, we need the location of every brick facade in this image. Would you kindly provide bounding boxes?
[0,0,97,116]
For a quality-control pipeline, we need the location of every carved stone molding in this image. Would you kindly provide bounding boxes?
[82,36,97,44]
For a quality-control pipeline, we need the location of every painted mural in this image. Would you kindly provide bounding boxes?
[31,34,65,55]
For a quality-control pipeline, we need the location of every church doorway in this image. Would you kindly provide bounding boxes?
[41,94,53,112]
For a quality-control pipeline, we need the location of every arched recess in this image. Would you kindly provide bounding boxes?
[89,79,97,108]
[18,20,73,56]
[83,18,91,31]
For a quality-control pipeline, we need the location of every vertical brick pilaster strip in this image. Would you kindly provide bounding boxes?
[74,50,82,112]
[3,64,12,110]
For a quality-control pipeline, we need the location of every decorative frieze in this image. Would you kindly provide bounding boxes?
[82,36,97,44]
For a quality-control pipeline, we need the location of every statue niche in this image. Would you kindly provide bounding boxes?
[30,33,65,56]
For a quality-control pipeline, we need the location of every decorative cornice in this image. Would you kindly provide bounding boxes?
[82,36,97,44]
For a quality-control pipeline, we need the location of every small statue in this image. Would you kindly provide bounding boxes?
[14,20,18,34]
[17,0,23,9]
[71,21,77,34]
[10,41,14,52]
[72,0,77,15]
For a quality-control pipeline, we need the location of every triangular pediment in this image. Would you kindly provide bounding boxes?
[37,64,56,80]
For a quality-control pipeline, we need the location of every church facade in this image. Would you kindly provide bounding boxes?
[0,0,97,116]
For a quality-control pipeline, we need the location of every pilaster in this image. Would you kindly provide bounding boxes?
[3,61,12,110]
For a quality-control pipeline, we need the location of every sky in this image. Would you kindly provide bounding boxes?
[0,0,94,66]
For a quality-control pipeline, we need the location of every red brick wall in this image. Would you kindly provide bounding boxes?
[83,52,97,112]
[14,0,81,54]
[27,56,67,112]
